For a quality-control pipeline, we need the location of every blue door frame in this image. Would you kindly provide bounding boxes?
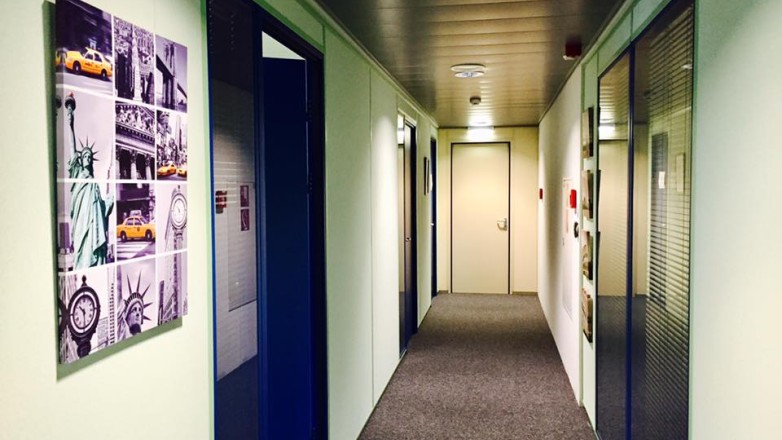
[207,1,327,438]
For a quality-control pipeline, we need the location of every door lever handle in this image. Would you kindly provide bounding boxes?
[497,218,508,231]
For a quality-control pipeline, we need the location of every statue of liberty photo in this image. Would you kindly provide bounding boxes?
[65,93,114,268]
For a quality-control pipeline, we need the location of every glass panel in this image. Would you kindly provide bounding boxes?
[208,0,259,438]
[631,1,694,438]
[596,53,630,440]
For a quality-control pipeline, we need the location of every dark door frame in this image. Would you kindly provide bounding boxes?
[207,2,327,438]
[257,9,328,440]
[430,137,438,298]
[449,142,511,295]
[400,118,418,354]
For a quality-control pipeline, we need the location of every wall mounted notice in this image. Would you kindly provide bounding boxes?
[55,0,189,364]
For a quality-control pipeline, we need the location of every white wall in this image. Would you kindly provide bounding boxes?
[537,72,583,399]
[324,28,439,439]
[0,1,212,439]
[324,29,375,440]
[370,70,400,401]
[690,0,782,437]
[437,127,538,294]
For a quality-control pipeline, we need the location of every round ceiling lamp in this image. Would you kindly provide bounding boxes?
[451,63,486,78]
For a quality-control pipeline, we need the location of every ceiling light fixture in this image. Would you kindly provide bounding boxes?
[467,126,495,141]
[451,63,486,78]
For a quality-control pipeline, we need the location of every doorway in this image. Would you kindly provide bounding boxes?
[208,2,326,439]
[430,137,437,298]
[398,116,418,354]
[450,142,510,295]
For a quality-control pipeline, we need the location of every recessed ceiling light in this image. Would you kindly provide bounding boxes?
[451,63,486,78]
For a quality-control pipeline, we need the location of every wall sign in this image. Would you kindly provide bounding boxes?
[55,0,189,364]
[215,190,227,213]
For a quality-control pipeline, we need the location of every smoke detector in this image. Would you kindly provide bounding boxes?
[469,96,482,106]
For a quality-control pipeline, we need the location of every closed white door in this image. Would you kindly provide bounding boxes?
[452,143,510,294]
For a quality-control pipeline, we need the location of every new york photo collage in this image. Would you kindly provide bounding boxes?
[55,0,189,364]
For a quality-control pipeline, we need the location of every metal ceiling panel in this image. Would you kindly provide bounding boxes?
[316,0,623,127]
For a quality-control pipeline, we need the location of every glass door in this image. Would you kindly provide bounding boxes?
[208,1,260,438]
[596,53,631,440]
[595,1,694,438]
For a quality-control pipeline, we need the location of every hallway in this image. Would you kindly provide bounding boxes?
[360,294,594,440]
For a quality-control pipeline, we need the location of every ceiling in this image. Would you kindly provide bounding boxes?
[314,0,624,127]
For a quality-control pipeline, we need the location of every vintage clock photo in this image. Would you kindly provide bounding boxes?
[67,275,101,358]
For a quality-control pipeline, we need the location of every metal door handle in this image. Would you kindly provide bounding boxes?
[497,218,508,230]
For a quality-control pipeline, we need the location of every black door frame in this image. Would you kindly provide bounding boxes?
[449,142,511,295]
[206,1,327,438]
[430,137,438,298]
[400,118,418,354]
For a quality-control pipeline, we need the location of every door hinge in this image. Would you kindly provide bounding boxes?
[307,173,314,193]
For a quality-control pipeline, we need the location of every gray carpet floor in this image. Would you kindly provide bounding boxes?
[359,293,596,440]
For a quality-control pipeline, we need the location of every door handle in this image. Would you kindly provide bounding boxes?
[405,237,411,242]
[497,218,508,231]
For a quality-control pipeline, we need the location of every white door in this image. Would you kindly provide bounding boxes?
[451,143,510,294]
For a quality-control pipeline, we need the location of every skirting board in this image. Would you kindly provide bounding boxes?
[512,291,538,296]
[439,291,538,296]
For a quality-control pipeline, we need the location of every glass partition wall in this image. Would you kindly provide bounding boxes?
[596,53,631,440]
[595,0,694,438]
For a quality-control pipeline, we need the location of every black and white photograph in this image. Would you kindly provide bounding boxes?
[57,182,116,272]
[115,258,158,342]
[157,251,188,325]
[241,208,250,232]
[57,88,114,180]
[116,102,156,180]
[240,184,249,207]
[581,170,594,220]
[581,107,594,158]
[114,17,155,104]
[58,265,114,364]
[156,109,187,180]
[156,183,188,254]
[581,231,593,280]
[55,0,114,95]
[116,183,156,261]
[155,35,187,112]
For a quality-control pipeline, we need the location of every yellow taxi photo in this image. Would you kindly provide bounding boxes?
[116,215,155,242]
[157,162,177,177]
[57,48,113,80]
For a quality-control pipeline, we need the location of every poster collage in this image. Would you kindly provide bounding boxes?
[55,0,189,364]
[580,107,595,343]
